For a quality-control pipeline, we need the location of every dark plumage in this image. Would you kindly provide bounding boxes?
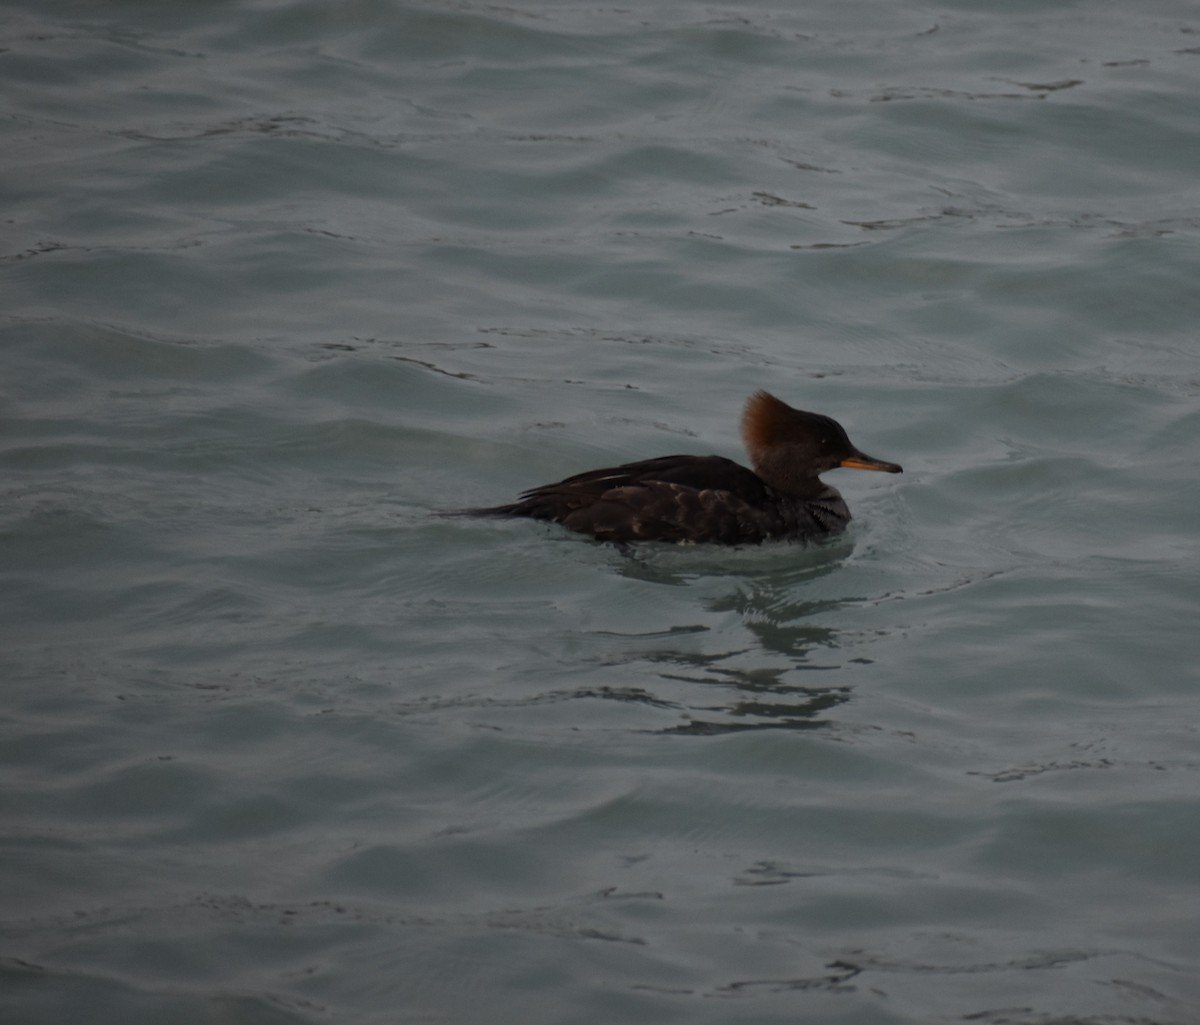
[459,391,902,544]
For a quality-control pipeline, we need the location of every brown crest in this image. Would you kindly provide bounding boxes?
[740,390,796,460]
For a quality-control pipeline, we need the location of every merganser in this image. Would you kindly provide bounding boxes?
[461,390,902,544]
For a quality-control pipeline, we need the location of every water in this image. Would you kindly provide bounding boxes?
[4,1,1200,1022]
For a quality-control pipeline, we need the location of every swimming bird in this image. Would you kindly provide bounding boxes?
[461,390,902,544]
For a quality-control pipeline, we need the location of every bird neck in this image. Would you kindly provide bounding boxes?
[752,450,829,499]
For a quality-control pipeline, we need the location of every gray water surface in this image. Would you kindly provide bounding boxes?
[4,2,1200,1023]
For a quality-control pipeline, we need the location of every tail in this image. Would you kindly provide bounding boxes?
[435,504,522,518]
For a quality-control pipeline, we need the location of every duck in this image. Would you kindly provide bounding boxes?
[460,390,902,544]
